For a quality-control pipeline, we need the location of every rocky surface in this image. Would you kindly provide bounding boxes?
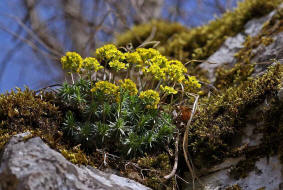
[199,8,276,82]
[187,5,283,190]
[186,156,283,190]
[185,98,283,190]
[0,133,151,190]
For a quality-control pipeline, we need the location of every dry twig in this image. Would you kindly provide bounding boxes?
[182,93,199,190]
[164,131,180,180]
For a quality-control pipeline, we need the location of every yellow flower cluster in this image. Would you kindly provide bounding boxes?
[124,52,142,66]
[82,57,104,72]
[90,81,119,95]
[119,79,138,96]
[95,44,128,71]
[61,52,83,73]
[136,48,161,62]
[94,45,200,91]
[160,85,177,95]
[61,44,201,96]
[109,60,128,71]
[61,52,104,73]
[143,55,167,80]
[183,76,202,92]
[139,90,160,109]
[96,44,124,62]
[166,60,187,82]
[131,48,188,83]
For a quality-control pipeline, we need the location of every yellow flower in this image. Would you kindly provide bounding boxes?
[182,76,202,92]
[91,81,119,96]
[136,48,161,62]
[160,85,177,95]
[82,57,103,72]
[119,79,138,96]
[139,90,160,109]
[145,63,166,80]
[96,44,124,62]
[109,60,128,71]
[124,52,142,66]
[165,60,187,82]
[151,55,168,68]
[61,52,83,73]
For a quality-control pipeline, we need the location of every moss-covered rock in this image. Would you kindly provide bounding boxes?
[188,64,282,168]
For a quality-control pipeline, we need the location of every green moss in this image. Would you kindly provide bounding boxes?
[138,153,171,172]
[0,88,61,152]
[0,88,61,131]
[215,63,255,89]
[1,2,282,188]
[0,88,98,167]
[187,64,282,168]
[260,97,283,164]
[229,95,283,179]
[116,20,188,49]
[135,153,173,190]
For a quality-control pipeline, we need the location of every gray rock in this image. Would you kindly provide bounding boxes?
[199,8,278,82]
[251,32,283,76]
[244,10,275,37]
[0,134,151,190]
[199,33,245,82]
[186,5,283,190]
[184,98,283,190]
[185,156,283,190]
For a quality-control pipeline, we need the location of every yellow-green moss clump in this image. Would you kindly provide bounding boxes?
[187,64,282,168]
[0,88,95,166]
[0,88,58,150]
[0,88,61,134]
[135,154,173,190]
[116,20,188,49]
[116,0,281,62]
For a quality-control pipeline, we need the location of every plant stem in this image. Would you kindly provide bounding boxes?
[71,73,75,84]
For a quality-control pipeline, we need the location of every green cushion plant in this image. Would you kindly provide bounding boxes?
[58,44,201,157]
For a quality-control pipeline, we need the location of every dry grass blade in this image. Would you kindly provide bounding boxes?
[137,41,160,48]
[164,131,180,180]
[183,93,199,190]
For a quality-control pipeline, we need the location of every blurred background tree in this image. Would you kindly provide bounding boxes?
[0,0,238,92]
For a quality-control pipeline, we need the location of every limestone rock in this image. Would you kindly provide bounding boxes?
[0,133,151,190]
[199,8,277,82]
[185,156,283,190]
[199,33,245,81]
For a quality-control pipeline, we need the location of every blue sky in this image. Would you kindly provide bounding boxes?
[0,0,62,93]
[0,0,239,93]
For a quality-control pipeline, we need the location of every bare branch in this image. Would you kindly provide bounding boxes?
[1,13,62,57]
[0,24,58,60]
